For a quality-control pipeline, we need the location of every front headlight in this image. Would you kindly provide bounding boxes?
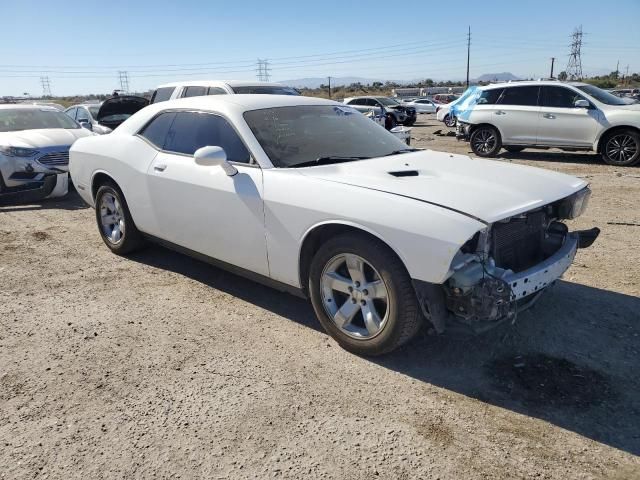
[0,146,40,157]
[559,187,591,220]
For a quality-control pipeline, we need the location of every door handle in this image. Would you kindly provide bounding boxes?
[543,113,555,119]
[154,164,167,172]
[495,110,506,115]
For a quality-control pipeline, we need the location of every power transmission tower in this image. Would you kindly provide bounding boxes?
[465,26,471,88]
[118,71,130,93]
[566,26,583,80]
[40,76,52,97]
[256,59,271,82]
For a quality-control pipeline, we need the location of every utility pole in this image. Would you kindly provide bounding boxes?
[256,59,271,82]
[40,76,52,97]
[566,25,584,80]
[328,76,332,98]
[625,65,630,85]
[118,71,130,93]
[549,57,555,78]
[465,26,471,88]
[615,60,620,79]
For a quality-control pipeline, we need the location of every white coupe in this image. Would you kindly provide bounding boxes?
[70,95,599,355]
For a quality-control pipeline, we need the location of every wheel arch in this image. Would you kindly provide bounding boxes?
[297,221,410,295]
[468,122,503,140]
[91,170,120,201]
[594,125,640,153]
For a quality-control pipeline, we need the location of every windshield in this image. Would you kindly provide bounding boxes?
[376,97,401,106]
[575,84,629,106]
[88,106,100,118]
[0,108,79,132]
[232,86,300,95]
[243,105,410,168]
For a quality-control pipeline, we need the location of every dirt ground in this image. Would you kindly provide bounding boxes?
[1,117,639,479]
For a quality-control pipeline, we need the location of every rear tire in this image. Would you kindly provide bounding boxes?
[601,129,640,166]
[504,146,525,153]
[470,125,502,157]
[94,181,144,255]
[308,232,422,356]
[444,114,457,128]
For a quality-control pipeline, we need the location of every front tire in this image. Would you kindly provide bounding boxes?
[470,125,502,157]
[95,182,144,255]
[601,129,640,166]
[385,114,397,130]
[309,233,422,356]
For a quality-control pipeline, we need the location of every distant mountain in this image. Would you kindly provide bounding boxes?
[474,72,521,82]
[278,77,388,89]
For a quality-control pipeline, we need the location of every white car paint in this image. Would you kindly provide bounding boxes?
[458,81,640,151]
[403,98,438,113]
[70,95,588,292]
[0,105,93,198]
[150,80,298,103]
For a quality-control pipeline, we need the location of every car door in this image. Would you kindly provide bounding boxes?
[537,86,601,147]
[491,86,541,144]
[145,110,269,277]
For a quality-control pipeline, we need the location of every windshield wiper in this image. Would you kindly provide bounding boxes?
[381,148,420,157]
[291,156,371,168]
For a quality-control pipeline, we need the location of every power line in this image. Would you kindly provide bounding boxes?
[40,76,51,97]
[566,25,584,80]
[256,59,271,81]
[118,71,130,92]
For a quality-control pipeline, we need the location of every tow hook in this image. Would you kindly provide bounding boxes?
[575,227,600,249]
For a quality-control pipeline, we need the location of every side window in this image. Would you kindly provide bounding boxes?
[65,107,77,120]
[477,88,503,105]
[150,87,175,104]
[164,112,251,163]
[364,99,378,107]
[498,86,540,106]
[207,87,227,95]
[139,112,176,149]
[541,86,585,108]
[182,86,208,98]
[76,107,90,122]
[347,99,363,105]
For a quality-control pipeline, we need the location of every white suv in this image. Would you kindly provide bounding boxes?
[149,80,299,104]
[455,81,640,166]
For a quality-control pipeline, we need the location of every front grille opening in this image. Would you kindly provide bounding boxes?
[491,211,546,272]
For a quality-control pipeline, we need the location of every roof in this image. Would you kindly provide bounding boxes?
[480,80,590,90]
[156,93,338,111]
[155,79,286,89]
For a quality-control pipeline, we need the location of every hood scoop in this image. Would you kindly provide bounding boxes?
[389,170,419,177]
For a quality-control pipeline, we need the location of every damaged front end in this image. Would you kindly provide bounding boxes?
[417,187,599,334]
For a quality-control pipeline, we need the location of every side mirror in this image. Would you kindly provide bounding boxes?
[194,146,238,176]
[574,99,590,108]
[79,120,93,131]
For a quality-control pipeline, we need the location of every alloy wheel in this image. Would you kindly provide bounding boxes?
[320,254,390,339]
[472,128,497,154]
[99,192,126,244]
[605,134,638,164]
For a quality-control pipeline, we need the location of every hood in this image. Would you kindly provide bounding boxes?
[298,150,587,224]
[608,102,640,111]
[96,95,149,128]
[0,128,93,149]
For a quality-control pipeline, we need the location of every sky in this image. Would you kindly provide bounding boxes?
[1,0,639,96]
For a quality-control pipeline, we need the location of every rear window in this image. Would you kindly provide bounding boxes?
[498,86,540,106]
[150,87,176,104]
[182,86,208,98]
